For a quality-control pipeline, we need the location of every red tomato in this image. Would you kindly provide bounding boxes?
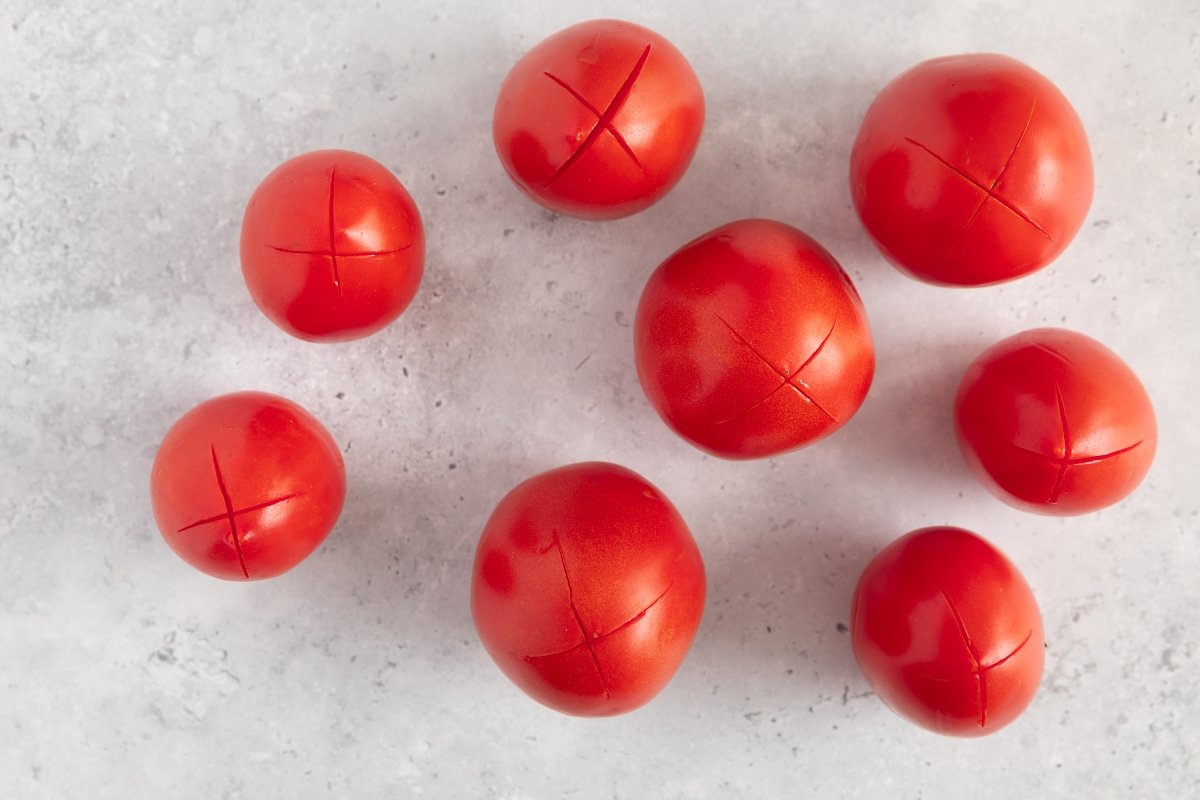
[492,19,705,220]
[634,219,875,459]
[955,328,1156,515]
[470,462,706,716]
[850,54,1093,286]
[240,149,424,342]
[851,526,1044,737]
[150,392,346,580]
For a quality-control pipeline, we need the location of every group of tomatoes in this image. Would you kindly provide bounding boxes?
[149,19,1156,738]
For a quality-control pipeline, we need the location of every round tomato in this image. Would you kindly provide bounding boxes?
[150,391,346,580]
[955,328,1156,515]
[850,54,1093,286]
[634,219,874,459]
[851,526,1044,737]
[470,462,706,716]
[492,19,705,220]
[240,149,424,342]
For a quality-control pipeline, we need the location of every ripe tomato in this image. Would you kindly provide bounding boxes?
[492,19,705,220]
[955,328,1156,515]
[851,526,1044,737]
[470,462,706,716]
[850,54,1093,286]
[634,219,875,459]
[150,391,346,580]
[240,149,424,342]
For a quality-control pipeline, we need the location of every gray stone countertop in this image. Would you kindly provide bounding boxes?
[2,1,1198,797]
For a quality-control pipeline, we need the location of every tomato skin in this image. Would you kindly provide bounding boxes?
[850,54,1093,286]
[634,219,874,459]
[240,149,424,342]
[851,527,1044,738]
[470,462,706,716]
[150,392,346,580]
[493,19,705,220]
[955,328,1156,515]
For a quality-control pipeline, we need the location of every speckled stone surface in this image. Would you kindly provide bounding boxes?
[2,1,1198,797]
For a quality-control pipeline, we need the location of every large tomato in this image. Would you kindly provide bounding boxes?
[634,219,874,459]
[240,149,424,342]
[851,526,1044,737]
[470,462,706,716]
[493,19,705,220]
[150,391,346,580]
[955,328,1156,515]
[850,54,1092,286]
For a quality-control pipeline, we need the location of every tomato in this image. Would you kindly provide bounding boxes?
[150,392,346,580]
[470,462,706,716]
[955,328,1156,515]
[850,54,1093,286]
[851,526,1044,737]
[492,19,705,220]
[240,149,424,342]
[634,219,875,459]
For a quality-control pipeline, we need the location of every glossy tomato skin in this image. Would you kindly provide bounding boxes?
[850,54,1093,286]
[240,149,424,342]
[851,527,1044,737]
[493,19,705,220]
[634,219,875,459]
[955,328,1156,515]
[470,462,706,716]
[150,392,346,580]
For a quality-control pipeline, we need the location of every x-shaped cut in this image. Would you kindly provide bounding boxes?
[541,43,652,186]
[523,532,673,699]
[998,383,1143,504]
[264,167,413,293]
[904,99,1052,251]
[715,314,838,424]
[940,589,1035,728]
[175,446,302,579]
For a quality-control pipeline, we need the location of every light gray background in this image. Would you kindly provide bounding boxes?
[2,0,1198,797]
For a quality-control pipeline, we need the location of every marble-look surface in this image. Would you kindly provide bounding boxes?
[2,1,1198,797]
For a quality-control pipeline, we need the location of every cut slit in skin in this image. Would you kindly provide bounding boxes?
[261,166,414,294]
[208,446,248,579]
[903,99,1053,248]
[541,43,652,186]
[523,532,674,699]
[1031,342,1073,366]
[938,589,1035,727]
[713,313,838,425]
[174,446,305,579]
[988,381,1144,503]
